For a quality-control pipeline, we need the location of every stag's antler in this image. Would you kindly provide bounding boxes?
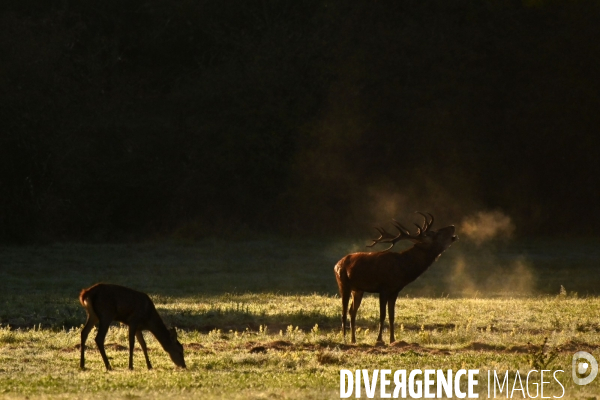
[415,211,434,232]
[367,212,434,251]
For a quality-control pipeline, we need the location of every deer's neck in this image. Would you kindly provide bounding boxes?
[403,245,441,272]
[147,311,174,351]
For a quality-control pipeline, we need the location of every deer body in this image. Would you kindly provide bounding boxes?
[334,213,457,344]
[79,283,186,370]
[337,250,437,293]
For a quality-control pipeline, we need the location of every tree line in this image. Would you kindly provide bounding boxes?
[1,0,599,242]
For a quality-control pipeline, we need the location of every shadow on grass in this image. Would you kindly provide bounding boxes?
[166,308,342,333]
[3,238,600,331]
[0,293,343,331]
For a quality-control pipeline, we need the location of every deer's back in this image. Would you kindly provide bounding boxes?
[80,283,156,325]
[335,251,416,293]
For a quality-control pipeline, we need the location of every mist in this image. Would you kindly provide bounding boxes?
[460,211,516,245]
[433,210,535,297]
[444,253,535,298]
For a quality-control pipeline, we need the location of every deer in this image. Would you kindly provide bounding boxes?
[79,283,186,370]
[334,212,458,344]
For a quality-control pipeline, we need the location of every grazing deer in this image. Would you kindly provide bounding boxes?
[79,283,186,370]
[334,212,458,344]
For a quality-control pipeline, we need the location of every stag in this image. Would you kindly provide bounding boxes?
[334,212,458,344]
[79,283,186,370]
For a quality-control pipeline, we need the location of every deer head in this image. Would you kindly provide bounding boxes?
[167,327,186,368]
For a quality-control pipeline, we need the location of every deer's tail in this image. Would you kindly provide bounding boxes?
[79,286,97,308]
[79,289,88,307]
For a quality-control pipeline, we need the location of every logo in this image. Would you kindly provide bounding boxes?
[572,351,598,385]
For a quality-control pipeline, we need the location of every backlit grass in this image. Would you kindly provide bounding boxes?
[1,239,599,398]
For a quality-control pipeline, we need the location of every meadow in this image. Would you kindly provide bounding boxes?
[0,237,599,399]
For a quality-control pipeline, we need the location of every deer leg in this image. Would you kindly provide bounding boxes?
[128,324,138,370]
[388,294,398,343]
[80,313,98,370]
[376,293,387,343]
[349,291,364,344]
[341,289,351,341]
[136,331,153,370]
[94,319,112,371]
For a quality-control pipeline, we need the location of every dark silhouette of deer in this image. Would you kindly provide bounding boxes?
[79,283,186,370]
[334,212,458,344]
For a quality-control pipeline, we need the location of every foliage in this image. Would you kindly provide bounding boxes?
[526,337,559,370]
[1,1,600,242]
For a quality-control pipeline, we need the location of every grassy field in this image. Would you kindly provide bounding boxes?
[0,238,599,399]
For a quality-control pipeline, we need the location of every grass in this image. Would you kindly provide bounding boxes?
[1,238,600,398]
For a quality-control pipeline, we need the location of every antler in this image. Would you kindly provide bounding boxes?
[415,211,434,232]
[367,212,435,251]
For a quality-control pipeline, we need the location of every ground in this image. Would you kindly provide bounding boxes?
[0,238,599,399]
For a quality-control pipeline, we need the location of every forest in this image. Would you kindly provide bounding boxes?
[2,0,599,243]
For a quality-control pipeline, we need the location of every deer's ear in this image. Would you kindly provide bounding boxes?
[169,327,178,340]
